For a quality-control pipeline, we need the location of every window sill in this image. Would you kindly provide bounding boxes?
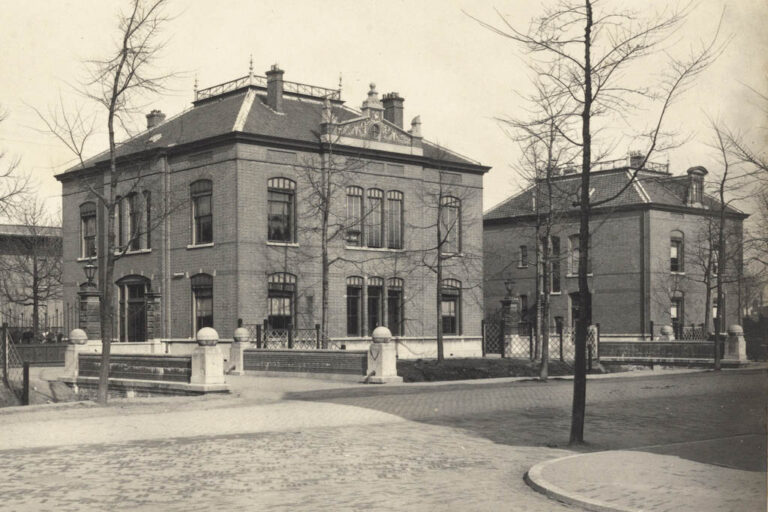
[267,241,299,248]
[549,292,562,295]
[77,256,97,262]
[671,271,686,276]
[117,248,152,256]
[187,243,214,250]
[517,265,529,269]
[566,273,593,278]
[345,246,404,252]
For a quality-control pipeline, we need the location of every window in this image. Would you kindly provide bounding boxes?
[551,236,561,293]
[366,189,384,248]
[671,296,684,338]
[267,178,295,243]
[367,277,384,334]
[346,276,363,336]
[569,234,591,274]
[80,202,97,258]
[127,193,141,251]
[387,277,404,336]
[519,245,528,267]
[191,180,213,245]
[670,235,683,272]
[440,196,461,255]
[115,195,124,248]
[520,295,528,321]
[191,273,213,331]
[346,186,363,246]
[144,191,151,249]
[267,273,296,330]
[117,276,150,342]
[387,191,403,249]
[440,279,461,335]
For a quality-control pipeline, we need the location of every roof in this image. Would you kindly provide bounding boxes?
[484,168,745,221]
[0,224,62,237]
[58,82,486,177]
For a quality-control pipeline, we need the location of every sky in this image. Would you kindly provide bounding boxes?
[0,0,766,221]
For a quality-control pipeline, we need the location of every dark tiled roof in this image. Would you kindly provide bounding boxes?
[484,168,743,221]
[61,87,483,175]
[0,224,62,237]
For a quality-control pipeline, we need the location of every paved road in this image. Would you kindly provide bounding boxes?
[0,369,764,511]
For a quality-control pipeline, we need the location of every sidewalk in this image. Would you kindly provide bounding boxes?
[526,435,767,512]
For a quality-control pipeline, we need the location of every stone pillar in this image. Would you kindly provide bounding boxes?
[64,328,89,381]
[229,327,250,375]
[365,326,402,384]
[190,328,226,390]
[77,287,101,340]
[724,325,747,363]
[659,325,675,341]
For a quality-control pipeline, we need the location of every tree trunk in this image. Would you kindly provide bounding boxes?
[570,0,592,445]
[320,153,330,348]
[436,248,444,362]
[540,236,550,381]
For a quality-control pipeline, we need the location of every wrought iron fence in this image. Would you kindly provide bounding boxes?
[242,321,321,349]
[1,325,24,400]
[675,323,707,341]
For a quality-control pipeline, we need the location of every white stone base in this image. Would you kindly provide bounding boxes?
[364,375,404,384]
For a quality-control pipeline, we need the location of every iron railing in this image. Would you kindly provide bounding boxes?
[242,321,321,349]
[196,74,341,102]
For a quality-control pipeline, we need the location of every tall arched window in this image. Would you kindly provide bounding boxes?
[190,180,213,245]
[268,178,296,242]
[387,191,403,249]
[440,279,462,335]
[80,202,97,258]
[367,277,384,334]
[346,276,364,336]
[267,272,296,329]
[346,186,364,246]
[670,231,684,272]
[387,277,404,336]
[127,193,141,251]
[439,196,461,255]
[191,273,213,331]
[366,189,384,248]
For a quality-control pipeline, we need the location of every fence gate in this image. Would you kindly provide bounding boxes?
[482,310,505,356]
[1,325,24,400]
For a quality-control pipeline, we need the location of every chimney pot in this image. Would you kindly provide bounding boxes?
[383,92,405,128]
[146,109,166,130]
[266,64,284,112]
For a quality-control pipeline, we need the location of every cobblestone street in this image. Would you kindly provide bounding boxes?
[0,369,764,511]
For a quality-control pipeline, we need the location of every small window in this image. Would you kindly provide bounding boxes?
[670,236,683,272]
[268,178,296,243]
[519,245,528,267]
[387,191,403,249]
[440,196,461,255]
[346,186,363,246]
[440,279,461,335]
[366,189,384,248]
[191,273,213,331]
[191,180,213,245]
[80,202,97,258]
[346,276,363,336]
[387,278,404,336]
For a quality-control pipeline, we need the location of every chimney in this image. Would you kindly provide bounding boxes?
[629,150,644,169]
[686,166,708,205]
[382,92,404,128]
[146,109,166,130]
[266,64,284,112]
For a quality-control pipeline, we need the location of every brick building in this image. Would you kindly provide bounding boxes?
[56,66,489,356]
[483,159,747,339]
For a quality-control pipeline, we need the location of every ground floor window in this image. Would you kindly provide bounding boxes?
[117,276,150,342]
[671,296,684,338]
[440,279,461,335]
[387,278,404,336]
[191,273,213,332]
[346,276,363,336]
[367,277,384,335]
[267,273,296,330]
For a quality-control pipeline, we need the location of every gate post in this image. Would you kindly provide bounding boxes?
[22,362,30,406]
[315,323,321,349]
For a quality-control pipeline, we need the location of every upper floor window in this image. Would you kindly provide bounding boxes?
[346,186,363,246]
[143,191,152,250]
[440,196,461,255]
[550,236,561,293]
[366,189,384,248]
[191,273,213,331]
[387,191,403,249]
[519,245,528,268]
[80,202,97,258]
[670,234,684,272]
[191,180,213,245]
[127,193,141,251]
[440,278,462,335]
[268,177,295,243]
[569,234,591,274]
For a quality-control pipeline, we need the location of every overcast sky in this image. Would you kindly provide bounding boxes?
[1,0,766,220]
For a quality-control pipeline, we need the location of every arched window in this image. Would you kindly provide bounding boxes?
[191,273,213,331]
[127,193,141,251]
[366,189,384,248]
[346,276,364,336]
[440,279,462,335]
[367,277,384,334]
[387,191,403,249]
[116,275,151,342]
[190,180,213,245]
[80,202,97,258]
[268,178,296,243]
[267,272,296,329]
[670,231,684,272]
[387,277,404,336]
[346,186,364,246]
[439,196,461,255]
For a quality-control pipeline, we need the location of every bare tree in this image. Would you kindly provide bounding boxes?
[0,107,30,216]
[471,0,721,443]
[37,0,174,404]
[0,200,62,339]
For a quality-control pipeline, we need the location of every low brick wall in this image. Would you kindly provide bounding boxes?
[243,349,367,376]
[599,340,723,363]
[78,354,192,383]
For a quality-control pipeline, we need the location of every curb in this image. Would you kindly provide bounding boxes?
[525,453,636,512]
